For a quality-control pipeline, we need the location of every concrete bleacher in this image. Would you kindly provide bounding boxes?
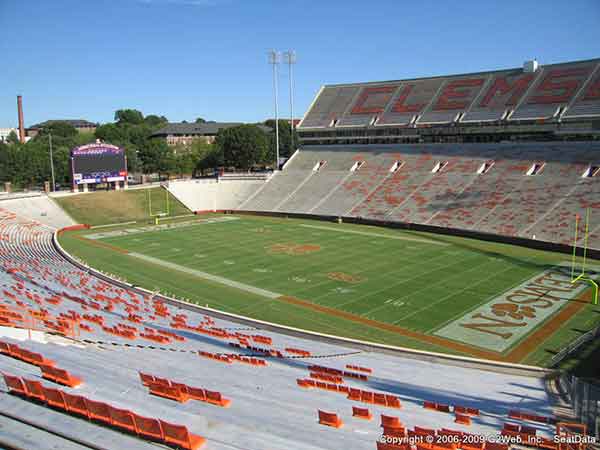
[300,85,362,128]
[0,195,75,230]
[237,142,600,249]
[166,179,265,212]
[0,204,564,449]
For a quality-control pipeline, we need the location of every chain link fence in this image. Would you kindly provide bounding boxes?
[551,326,600,367]
[560,374,600,438]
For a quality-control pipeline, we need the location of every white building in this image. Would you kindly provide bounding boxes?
[0,128,29,143]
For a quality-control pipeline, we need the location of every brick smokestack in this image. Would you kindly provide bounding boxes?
[17,95,25,143]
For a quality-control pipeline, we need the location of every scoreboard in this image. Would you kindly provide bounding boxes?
[71,143,127,185]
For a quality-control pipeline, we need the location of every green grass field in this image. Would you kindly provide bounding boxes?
[59,214,600,369]
[54,187,190,226]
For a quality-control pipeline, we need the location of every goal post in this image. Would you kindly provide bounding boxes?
[147,187,171,225]
[570,208,598,305]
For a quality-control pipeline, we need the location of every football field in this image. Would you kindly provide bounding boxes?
[59,214,600,367]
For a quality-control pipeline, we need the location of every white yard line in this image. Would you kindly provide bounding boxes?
[401,262,517,325]
[128,252,282,299]
[298,224,448,246]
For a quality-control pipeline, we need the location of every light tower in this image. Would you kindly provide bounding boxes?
[284,50,297,153]
[268,50,281,170]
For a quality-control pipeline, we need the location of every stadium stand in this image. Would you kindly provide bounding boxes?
[166,179,265,212]
[0,206,567,449]
[298,58,600,129]
[0,194,75,229]
[237,142,600,249]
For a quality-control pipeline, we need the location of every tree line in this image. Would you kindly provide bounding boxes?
[0,109,298,189]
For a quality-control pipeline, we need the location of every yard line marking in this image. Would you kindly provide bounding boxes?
[398,261,517,325]
[332,250,480,312]
[128,252,282,299]
[298,224,448,246]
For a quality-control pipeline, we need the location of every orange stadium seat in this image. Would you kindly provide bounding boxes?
[63,392,90,418]
[381,414,402,429]
[41,386,67,409]
[352,406,372,420]
[159,420,206,450]
[386,395,402,408]
[139,372,155,386]
[40,365,82,387]
[148,382,189,403]
[23,378,45,402]
[109,406,138,433]
[84,398,112,425]
[187,386,206,402]
[133,414,164,441]
[205,390,231,407]
[318,410,343,428]
[2,373,28,396]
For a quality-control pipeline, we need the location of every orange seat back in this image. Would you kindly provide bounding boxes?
[361,390,374,403]
[206,390,222,403]
[7,343,20,357]
[42,386,67,410]
[23,378,45,401]
[381,414,402,428]
[154,376,170,386]
[84,398,112,424]
[187,386,206,401]
[139,372,155,386]
[385,394,401,408]
[109,406,137,433]
[160,420,192,447]
[374,393,387,405]
[63,392,90,418]
[2,373,27,395]
[318,410,343,428]
[134,413,164,440]
[352,406,372,420]
[171,382,189,395]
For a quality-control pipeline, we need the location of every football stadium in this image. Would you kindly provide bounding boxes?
[2,3,600,450]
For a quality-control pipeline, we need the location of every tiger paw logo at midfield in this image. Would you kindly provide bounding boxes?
[490,303,537,321]
[326,272,365,284]
[266,243,321,255]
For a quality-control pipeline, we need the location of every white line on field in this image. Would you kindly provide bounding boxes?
[298,224,448,246]
[128,252,282,299]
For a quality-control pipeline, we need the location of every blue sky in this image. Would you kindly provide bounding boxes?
[1,0,599,127]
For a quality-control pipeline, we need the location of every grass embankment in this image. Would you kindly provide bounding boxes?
[54,187,190,226]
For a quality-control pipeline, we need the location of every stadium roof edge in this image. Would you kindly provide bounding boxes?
[319,57,600,89]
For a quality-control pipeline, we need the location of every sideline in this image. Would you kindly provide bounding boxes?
[128,252,282,299]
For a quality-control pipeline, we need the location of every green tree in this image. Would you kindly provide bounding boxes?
[36,121,78,141]
[114,109,144,125]
[195,117,206,123]
[187,141,222,175]
[7,130,19,145]
[145,115,168,127]
[216,125,269,170]
[138,139,169,174]
[264,119,298,159]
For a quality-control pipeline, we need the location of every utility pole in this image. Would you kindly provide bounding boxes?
[49,133,55,192]
[284,50,296,153]
[268,50,281,170]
